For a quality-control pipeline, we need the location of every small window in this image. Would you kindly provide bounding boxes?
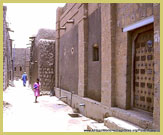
[10,71,11,80]
[20,67,22,71]
[93,44,99,61]
[14,67,16,71]
[71,47,74,54]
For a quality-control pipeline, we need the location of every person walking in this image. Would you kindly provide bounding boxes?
[22,72,27,87]
[33,78,41,103]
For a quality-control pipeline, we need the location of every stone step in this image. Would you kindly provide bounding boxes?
[110,107,153,129]
[104,117,143,130]
[87,122,109,131]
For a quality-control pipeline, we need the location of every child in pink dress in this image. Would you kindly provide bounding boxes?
[33,78,40,103]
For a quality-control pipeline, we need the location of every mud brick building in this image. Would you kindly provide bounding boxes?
[55,3,160,130]
[29,29,55,91]
[38,39,55,91]
[13,48,30,80]
[3,6,14,90]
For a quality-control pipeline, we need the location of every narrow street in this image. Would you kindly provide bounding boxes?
[2,3,160,131]
[3,80,96,132]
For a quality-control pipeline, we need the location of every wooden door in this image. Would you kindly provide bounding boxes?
[134,29,154,112]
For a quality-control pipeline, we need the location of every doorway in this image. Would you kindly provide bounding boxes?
[133,28,154,112]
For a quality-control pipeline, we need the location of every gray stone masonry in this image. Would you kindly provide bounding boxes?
[38,39,55,91]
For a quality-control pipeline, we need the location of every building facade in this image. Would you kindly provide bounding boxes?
[3,6,14,90]
[13,48,30,80]
[29,29,55,91]
[55,3,160,130]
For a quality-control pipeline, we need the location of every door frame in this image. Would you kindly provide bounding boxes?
[130,23,154,110]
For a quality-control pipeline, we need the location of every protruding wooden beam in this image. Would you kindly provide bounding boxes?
[60,26,66,30]
[67,19,74,23]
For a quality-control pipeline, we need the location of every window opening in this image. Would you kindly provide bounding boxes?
[93,44,99,61]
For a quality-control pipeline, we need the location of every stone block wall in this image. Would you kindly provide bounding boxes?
[101,4,116,107]
[59,25,78,94]
[38,39,55,91]
[29,29,55,90]
[55,3,160,130]
[56,3,102,101]
[153,3,160,130]
[3,6,14,90]
[13,48,30,79]
[3,6,7,89]
[55,3,84,96]
[87,7,101,101]
[101,3,159,129]
[115,3,154,109]
[29,38,38,86]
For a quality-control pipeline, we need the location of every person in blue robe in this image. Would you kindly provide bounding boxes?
[22,72,27,86]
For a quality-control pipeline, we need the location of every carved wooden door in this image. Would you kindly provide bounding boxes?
[134,29,154,112]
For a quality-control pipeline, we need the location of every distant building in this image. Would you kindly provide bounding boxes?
[29,29,55,91]
[55,3,160,130]
[3,6,14,90]
[13,48,30,80]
